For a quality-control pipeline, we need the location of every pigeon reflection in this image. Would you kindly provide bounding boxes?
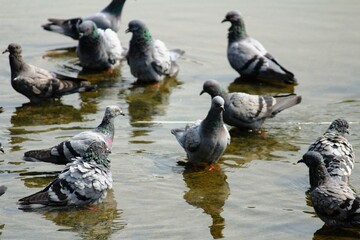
[229,77,295,96]
[182,166,230,239]
[22,190,124,240]
[312,225,360,240]
[123,77,181,139]
[225,129,300,164]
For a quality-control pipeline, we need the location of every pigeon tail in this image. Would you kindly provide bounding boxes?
[271,94,301,116]
[42,18,82,40]
[23,149,66,164]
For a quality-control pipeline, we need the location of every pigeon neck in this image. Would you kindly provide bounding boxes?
[9,53,27,80]
[228,21,247,43]
[309,163,331,189]
[203,108,224,131]
[83,152,111,169]
[97,116,115,138]
[130,30,153,52]
[102,0,126,17]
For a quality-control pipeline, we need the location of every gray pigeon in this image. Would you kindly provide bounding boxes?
[307,119,354,188]
[0,143,4,153]
[298,151,360,228]
[0,185,7,196]
[222,11,297,85]
[76,20,126,71]
[171,96,230,165]
[42,0,127,40]
[18,141,112,209]
[200,80,301,130]
[23,105,124,164]
[3,43,96,103]
[126,20,185,83]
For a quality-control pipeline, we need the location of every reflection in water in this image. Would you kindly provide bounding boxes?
[224,129,300,165]
[312,225,360,240]
[11,101,86,127]
[19,170,125,239]
[182,167,230,239]
[23,190,124,240]
[228,77,296,95]
[123,77,181,140]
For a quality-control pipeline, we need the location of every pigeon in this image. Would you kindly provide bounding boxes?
[222,11,297,85]
[3,43,96,103]
[18,141,112,209]
[76,20,127,71]
[23,105,124,164]
[0,185,7,196]
[200,80,301,130]
[298,151,360,228]
[126,20,185,83]
[42,0,127,40]
[307,119,354,187]
[0,143,4,153]
[171,96,230,165]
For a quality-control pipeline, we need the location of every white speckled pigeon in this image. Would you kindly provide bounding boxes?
[298,151,360,228]
[3,43,96,103]
[18,141,112,209]
[171,96,230,165]
[200,80,301,130]
[307,119,354,187]
[42,0,127,40]
[76,20,126,71]
[126,20,185,83]
[222,11,297,84]
[23,105,124,164]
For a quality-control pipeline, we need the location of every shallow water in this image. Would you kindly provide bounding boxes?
[0,0,360,239]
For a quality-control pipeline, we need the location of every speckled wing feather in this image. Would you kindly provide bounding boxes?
[308,119,354,183]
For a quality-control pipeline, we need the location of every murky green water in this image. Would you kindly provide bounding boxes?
[0,0,360,239]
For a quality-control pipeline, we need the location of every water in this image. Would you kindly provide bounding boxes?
[0,0,360,239]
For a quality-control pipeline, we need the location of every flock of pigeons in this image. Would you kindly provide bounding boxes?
[0,0,358,231]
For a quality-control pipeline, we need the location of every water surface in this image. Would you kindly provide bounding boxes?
[0,0,360,239]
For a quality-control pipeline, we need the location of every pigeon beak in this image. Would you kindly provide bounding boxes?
[125,28,130,34]
[0,148,4,153]
[78,32,84,38]
[120,111,125,116]
[221,106,225,111]
[221,18,228,23]
[297,159,304,164]
[2,48,9,54]
[200,90,205,95]
[346,129,350,135]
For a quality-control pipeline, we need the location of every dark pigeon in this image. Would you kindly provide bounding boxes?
[42,0,127,40]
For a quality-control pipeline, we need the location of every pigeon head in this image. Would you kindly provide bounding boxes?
[298,151,332,189]
[3,43,22,55]
[212,96,225,112]
[200,80,222,98]
[83,141,111,166]
[125,20,152,40]
[104,105,125,119]
[298,151,324,168]
[326,118,350,136]
[221,11,243,25]
[78,20,98,38]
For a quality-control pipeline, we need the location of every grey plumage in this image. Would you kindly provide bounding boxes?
[126,20,185,83]
[42,0,127,40]
[222,11,297,85]
[23,105,124,164]
[171,96,230,165]
[307,119,354,187]
[19,141,112,208]
[76,20,126,70]
[298,151,360,228]
[200,80,301,130]
[3,43,96,103]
